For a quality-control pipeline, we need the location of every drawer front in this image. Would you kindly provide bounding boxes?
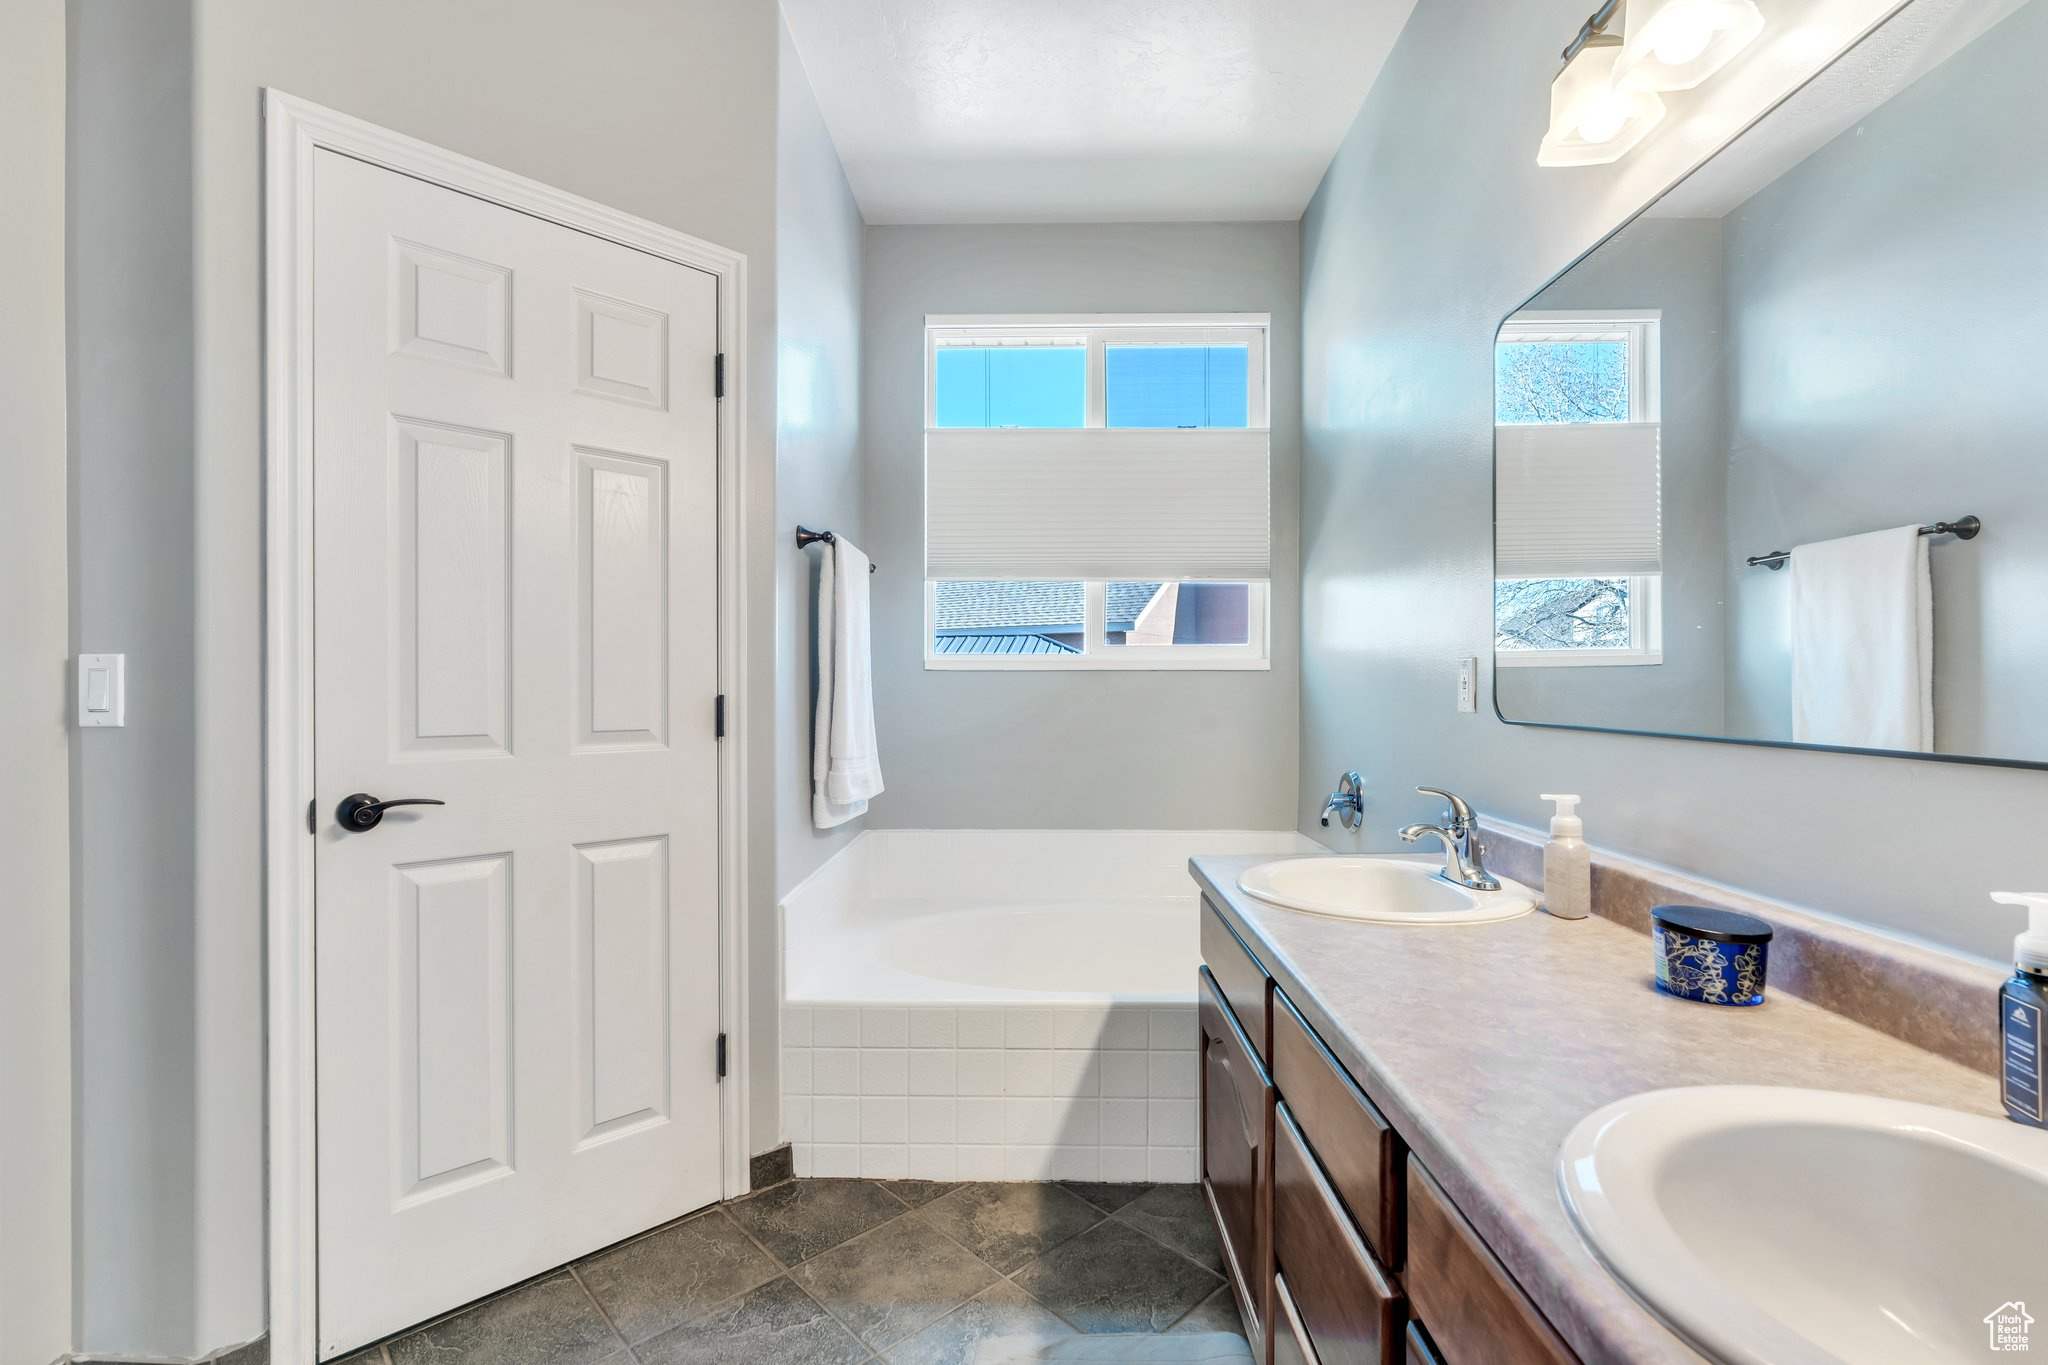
[1271,988,1402,1265]
[1199,967,1272,1339]
[1273,1104,1404,1365]
[1272,1272,1321,1365]
[1405,1323,1445,1365]
[1405,1162,1575,1365]
[1202,898,1270,1061]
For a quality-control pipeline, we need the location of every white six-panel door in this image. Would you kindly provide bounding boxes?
[310,148,723,1356]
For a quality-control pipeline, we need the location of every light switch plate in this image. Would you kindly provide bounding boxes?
[1457,656,1478,714]
[78,653,125,727]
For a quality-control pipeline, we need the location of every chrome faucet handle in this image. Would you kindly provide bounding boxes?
[1320,772,1365,830]
[1415,786,1475,833]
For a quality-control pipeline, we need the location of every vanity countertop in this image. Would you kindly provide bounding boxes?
[1190,854,2003,1365]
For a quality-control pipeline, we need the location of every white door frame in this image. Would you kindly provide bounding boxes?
[261,90,751,1365]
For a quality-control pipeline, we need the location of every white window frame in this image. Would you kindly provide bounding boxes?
[924,313,1272,671]
[1495,308,1664,669]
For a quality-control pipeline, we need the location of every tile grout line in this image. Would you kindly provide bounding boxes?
[784,1204,942,1353]
[724,1183,911,1359]
[977,1191,1227,1336]
[599,1206,810,1364]
[1106,1203,1236,1285]
[841,1182,1112,1342]
[563,1262,632,1355]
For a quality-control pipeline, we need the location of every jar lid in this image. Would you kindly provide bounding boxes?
[1652,905,1774,945]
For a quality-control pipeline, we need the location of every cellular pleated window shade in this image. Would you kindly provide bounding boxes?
[925,428,1271,581]
[1495,421,1662,578]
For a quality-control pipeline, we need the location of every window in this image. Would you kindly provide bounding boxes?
[1494,311,1662,667]
[924,315,1271,670]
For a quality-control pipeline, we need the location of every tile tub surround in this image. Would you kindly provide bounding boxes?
[1479,818,2009,1074]
[783,1003,1203,1181]
[1192,855,2001,1364]
[780,830,1317,1181]
[335,1178,1244,1364]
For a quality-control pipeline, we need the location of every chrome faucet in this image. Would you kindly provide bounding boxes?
[1398,786,1500,891]
[1319,771,1364,830]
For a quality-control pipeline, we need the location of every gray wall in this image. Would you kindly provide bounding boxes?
[861,223,1302,831]
[68,3,207,1353]
[0,2,73,1361]
[771,20,866,1148]
[1298,0,2032,965]
[1497,218,1729,735]
[64,0,784,1354]
[1720,0,2048,756]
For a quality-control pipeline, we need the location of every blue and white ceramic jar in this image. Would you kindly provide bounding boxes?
[1651,905,1773,1006]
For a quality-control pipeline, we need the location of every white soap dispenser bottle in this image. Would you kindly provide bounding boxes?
[1540,794,1591,921]
[1990,892,2048,1129]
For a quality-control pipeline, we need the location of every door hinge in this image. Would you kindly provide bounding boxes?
[714,352,725,399]
[307,799,316,835]
[715,693,726,739]
[716,1032,728,1080]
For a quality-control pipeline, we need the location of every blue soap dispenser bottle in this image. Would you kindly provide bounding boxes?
[1991,892,2048,1129]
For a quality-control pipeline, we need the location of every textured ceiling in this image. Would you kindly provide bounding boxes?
[780,0,1421,223]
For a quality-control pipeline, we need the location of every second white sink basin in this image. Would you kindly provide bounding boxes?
[1560,1086,2048,1364]
[1236,856,1537,925]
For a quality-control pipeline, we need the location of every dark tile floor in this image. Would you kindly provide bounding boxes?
[343,1180,1244,1365]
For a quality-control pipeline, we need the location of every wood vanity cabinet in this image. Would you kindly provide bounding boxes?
[1200,898,1580,1365]
[1405,1162,1575,1365]
[1199,966,1272,1352]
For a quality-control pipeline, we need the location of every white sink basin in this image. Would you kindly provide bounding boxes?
[1559,1086,2048,1365]
[1236,856,1537,925]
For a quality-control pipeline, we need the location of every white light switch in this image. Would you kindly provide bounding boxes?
[1457,656,1478,714]
[78,653,126,727]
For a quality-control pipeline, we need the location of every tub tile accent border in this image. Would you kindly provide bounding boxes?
[783,1004,1200,1181]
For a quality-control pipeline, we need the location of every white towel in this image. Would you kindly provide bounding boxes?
[812,536,882,828]
[1790,525,1933,751]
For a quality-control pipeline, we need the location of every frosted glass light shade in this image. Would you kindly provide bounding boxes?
[1539,39,1666,167]
[1614,0,1765,92]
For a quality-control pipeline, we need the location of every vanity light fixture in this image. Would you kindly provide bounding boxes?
[1614,0,1765,90]
[1539,0,1667,167]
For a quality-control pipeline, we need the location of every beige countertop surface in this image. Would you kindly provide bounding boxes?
[1190,853,2003,1365]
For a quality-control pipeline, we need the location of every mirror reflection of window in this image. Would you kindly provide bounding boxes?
[1490,0,2043,765]
[1494,314,1663,668]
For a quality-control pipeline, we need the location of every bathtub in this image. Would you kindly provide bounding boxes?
[779,829,1319,1182]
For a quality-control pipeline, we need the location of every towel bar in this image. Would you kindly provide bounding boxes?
[1747,515,1980,571]
[796,525,876,572]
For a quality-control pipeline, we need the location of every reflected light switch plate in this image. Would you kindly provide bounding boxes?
[78,653,125,727]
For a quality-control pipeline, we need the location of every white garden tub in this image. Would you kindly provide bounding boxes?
[778,829,1317,1183]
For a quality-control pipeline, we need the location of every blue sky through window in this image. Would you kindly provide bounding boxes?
[1106,346,1249,427]
[934,347,1085,427]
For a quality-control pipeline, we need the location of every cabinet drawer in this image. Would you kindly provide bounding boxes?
[1273,1104,1404,1365]
[1405,1162,1575,1365]
[1199,967,1272,1343]
[1271,988,1402,1266]
[1202,898,1270,1061]
[1404,1322,1445,1365]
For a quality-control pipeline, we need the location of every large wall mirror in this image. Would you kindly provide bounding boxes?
[1494,0,2044,767]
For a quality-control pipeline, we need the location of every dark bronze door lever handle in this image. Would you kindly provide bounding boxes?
[336,793,447,831]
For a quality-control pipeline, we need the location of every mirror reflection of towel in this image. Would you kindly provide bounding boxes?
[1790,525,1932,751]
